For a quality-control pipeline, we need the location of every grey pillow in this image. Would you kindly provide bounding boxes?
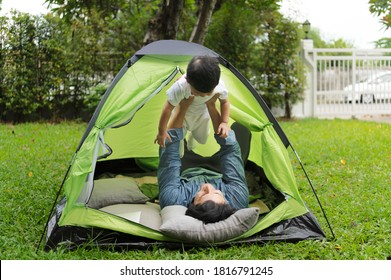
[159,205,259,243]
[100,203,162,230]
[88,178,149,209]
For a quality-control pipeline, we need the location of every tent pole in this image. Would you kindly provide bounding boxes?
[290,145,336,240]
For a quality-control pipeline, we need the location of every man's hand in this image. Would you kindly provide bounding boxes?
[154,130,171,147]
[167,95,194,130]
[206,94,220,108]
[217,122,230,138]
[179,95,195,109]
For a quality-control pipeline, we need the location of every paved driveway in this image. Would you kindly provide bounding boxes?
[357,114,391,124]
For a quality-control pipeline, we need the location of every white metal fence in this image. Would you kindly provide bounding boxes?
[296,42,391,118]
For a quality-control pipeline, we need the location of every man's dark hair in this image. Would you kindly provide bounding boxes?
[185,200,237,224]
[186,56,220,93]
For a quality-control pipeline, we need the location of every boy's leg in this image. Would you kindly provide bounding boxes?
[186,132,196,151]
[187,114,210,150]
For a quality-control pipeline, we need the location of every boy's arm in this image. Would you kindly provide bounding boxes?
[206,95,224,134]
[155,101,175,147]
[219,98,230,123]
[218,98,230,138]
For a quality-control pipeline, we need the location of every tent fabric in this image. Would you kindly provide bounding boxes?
[44,40,325,250]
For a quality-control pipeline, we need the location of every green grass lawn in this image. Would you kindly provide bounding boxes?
[1,118,390,260]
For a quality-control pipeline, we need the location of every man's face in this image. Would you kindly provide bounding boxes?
[193,183,225,205]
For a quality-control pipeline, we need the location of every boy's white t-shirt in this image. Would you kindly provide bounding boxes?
[166,75,228,116]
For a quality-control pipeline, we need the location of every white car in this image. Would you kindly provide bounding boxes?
[344,71,391,103]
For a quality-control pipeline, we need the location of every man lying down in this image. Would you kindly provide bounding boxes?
[157,95,249,224]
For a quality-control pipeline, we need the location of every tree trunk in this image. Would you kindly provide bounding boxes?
[189,0,218,45]
[284,92,292,119]
[143,0,185,45]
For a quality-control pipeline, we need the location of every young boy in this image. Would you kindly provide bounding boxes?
[154,56,230,150]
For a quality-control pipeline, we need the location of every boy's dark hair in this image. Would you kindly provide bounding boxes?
[185,200,237,224]
[186,56,220,93]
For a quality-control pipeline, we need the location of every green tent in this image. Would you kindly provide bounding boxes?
[42,40,327,250]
